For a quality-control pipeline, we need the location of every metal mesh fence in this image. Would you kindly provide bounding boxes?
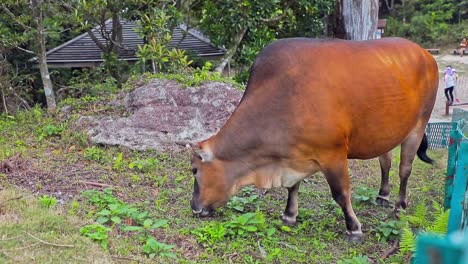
[425,122,454,149]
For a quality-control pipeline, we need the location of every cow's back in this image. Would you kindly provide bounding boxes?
[214,38,438,161]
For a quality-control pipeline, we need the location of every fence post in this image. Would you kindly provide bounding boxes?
[447,141,468,233]
[445,126,461,209]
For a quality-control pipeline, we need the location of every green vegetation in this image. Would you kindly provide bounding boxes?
[0,189,112,263]
[0,108,449,263]
[383,0,468,47]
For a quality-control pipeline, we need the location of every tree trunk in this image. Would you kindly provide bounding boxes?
[333,0,346,39]
[342,0,379,40]
[215,27,248,73]
[31,0,56,113]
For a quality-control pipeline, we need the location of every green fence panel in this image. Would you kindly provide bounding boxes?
[415,232,468,264]
[415,119,468,263]
[445,126,463,209]
[448,141,468,233]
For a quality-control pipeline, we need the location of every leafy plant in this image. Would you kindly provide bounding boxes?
[38,195,57,208]
[374,220,403,243]
[193,211,275,245]
[226,186,260,212]
[112,152,125,171]
[142,237,176,259]
[38,124,64,140]
[192,221,226,245]
[81,188,121,211]
[224,211,272,238]
[80,224,112,250]
[337,255,370,264]
[353,186,378,205]
[128,157,161,173]
[83,146,108,163]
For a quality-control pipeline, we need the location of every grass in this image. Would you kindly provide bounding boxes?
[0,106,449,263]
[0,189,112,263]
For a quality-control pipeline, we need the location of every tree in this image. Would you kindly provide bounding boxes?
[195,0,334,74]
[1,0,63,113]
[337,0,379,40]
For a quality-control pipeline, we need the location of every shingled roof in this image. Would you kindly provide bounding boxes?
[43,20,225,68]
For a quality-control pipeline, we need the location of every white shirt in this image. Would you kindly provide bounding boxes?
[445,74,455,88]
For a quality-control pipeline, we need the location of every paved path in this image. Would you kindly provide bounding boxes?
[430,54,468,122]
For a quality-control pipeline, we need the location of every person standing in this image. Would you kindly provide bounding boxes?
[444,66,455,105]
[460,37,467,57]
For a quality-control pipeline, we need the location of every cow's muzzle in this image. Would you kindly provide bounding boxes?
[191,199,212,216]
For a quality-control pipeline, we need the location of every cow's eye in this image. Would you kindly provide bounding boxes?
[191,168,198,175]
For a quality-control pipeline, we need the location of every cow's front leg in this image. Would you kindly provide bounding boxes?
[281,181,301,225]
[323,157,362,241]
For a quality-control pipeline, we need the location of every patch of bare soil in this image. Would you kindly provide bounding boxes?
[1,154,119,204]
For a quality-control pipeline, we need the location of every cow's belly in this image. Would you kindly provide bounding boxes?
[347,120,418,159]
[249,163,320,189]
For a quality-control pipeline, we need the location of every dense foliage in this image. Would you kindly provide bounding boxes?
[0,0,467,113]
[380,0,468,47]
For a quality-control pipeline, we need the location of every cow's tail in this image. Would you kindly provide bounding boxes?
[417,133,433,164]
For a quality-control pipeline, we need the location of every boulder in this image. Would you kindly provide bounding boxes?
[78,79,243,151]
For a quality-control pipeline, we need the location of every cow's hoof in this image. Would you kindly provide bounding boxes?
[280,214,297,225]
[375,196,391,208]
[345,231,364,243]
[392,208,405,219]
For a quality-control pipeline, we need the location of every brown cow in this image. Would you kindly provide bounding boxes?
[183,37,438,239]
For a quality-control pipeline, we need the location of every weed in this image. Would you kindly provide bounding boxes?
[337,255,370,264]
[83,146,108,163]
[143,236,176,259]
[353,186,378,205]
[38,124,64,140]
[80,223,112,250]
[226,186,260,212]
[374,220,403,243]
[113,152,125,171]
[192,222,226,245]
[225,212,267,238]
[38,194,58,208]
[128,157,161,173]
[68,200,80,215]
[80,188,175,258]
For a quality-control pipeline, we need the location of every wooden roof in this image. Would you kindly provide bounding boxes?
[42,20,225,68]
[377,19,387,29]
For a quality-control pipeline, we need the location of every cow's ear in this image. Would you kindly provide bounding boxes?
[176,140,213,162]
[194,149,213,162]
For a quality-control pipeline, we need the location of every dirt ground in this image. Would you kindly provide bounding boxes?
[431,53,468,121]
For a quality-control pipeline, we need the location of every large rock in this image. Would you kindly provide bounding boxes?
[78,79,243,150]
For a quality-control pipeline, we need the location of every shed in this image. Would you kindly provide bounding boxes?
[42,20,225,68]
[375,19,387,39]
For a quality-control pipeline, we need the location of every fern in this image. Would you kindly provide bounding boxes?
[427,208,450,234]
[407,201,427,228]
[399,224,416,255]
[398,200,449,256]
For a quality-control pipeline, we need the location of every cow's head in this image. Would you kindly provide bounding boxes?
[180,141,235,216]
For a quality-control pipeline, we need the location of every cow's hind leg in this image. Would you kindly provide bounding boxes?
[395,131,425,213]
[323,157,362,240]
[376,151,392,207]
[281,181,301,225]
